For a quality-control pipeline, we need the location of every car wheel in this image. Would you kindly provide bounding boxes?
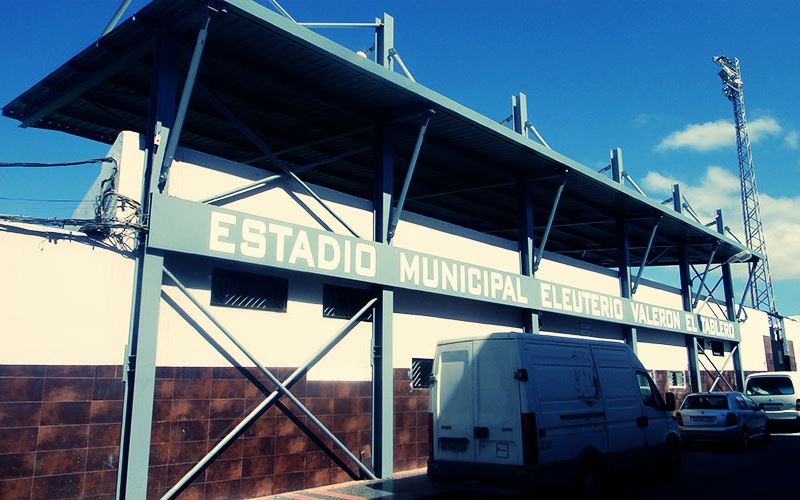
[762,426,771,442]
[739,428,750,451]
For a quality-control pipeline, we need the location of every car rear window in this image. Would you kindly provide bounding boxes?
[746,376,795,396]
[682,395,729,410]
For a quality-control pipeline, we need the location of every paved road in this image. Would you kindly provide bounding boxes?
[265,431,800,499]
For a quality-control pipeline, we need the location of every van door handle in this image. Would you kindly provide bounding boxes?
[474,427,489,439]
[636,416,648,428]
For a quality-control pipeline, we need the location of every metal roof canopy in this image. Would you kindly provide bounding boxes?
[2,0,755,268]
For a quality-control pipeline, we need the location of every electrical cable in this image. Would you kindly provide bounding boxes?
[0,157,115,168]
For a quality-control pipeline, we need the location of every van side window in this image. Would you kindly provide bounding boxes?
[635,372,665,409]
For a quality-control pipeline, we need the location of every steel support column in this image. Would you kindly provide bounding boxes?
[612,148,637,350]
[116,27,177,500]
[617,220,637,350]
[517,181,538,333]
[673,185,701,392]
[718,210,744,390]
[372,123,394,477]
[376,14,394,70]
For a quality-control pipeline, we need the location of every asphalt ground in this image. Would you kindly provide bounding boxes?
[257,430,800,500]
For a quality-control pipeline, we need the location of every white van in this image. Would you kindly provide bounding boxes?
[744,371,800,426]
[426,332,681,489]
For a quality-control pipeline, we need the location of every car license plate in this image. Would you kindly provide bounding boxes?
[763,404,782,411]
[691,416,715,422]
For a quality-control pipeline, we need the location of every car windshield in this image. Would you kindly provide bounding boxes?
[682,395,729,410]
[746,377,795,396]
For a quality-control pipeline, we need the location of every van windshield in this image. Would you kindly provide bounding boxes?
[682,395,729,410]
[746,377,795,396]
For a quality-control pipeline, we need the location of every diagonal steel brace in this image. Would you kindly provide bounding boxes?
[157,14,212,192]
[533,171,568,272]
[198,83,362,238]
[159,293,360,480]
[388,110,434,242]
[695,339,735,391]
[631,216,662,294]
[160,268,377,498]
[692,241,720,309]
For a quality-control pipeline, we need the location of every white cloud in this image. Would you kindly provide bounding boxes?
[634,113,657,126]
[656,117,782,152]
[749,117,782,141]
[785,130,799,149]
[643,166,800,281]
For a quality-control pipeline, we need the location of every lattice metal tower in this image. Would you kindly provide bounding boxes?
[713,55,789,370]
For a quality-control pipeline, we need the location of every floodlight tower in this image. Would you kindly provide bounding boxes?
[713,55,789,370]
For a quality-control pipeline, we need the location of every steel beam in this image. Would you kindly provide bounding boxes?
[708,344,739,392]
[611,148,636,349]
[267,0,296,21]
[20,42,153,128]
[533,172,568,272]
[299,21,382,28]
[611,148,624,185]
[717,210,744,390]
[697,342,735,391]
[692,241,719,309]
[388,111,433,241]
[407,181,515,202]
[159,294,360,481]
[388,48,416,82]
[512,93,528,137]
[518,180,538,333]
[101,0,133,36]
[736,266,757,321]
[157,14,211,191]
[631,216,662,294]
[202,147,370,205]
[372,122,394,477]
[116,27,177,500]
[198,83,361,238]
[617,218,637,352]
[160,268,376,498]
[375,13,394,70]
[674,184,701,393]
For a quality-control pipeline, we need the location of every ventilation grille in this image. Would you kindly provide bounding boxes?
[211,268,288,312]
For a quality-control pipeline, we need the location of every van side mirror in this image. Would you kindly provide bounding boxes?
[664,392,676,412]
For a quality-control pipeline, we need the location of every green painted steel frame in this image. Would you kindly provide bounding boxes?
[93,2,753,497]
[117,21,178,500]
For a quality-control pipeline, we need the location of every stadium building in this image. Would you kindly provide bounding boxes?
[1,1,797,498]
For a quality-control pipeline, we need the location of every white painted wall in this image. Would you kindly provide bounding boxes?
[1,131,784,383]
[0,223,134,365]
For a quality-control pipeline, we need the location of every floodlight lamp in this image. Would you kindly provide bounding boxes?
[727,249,752,263]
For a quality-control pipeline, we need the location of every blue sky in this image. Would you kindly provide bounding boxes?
[1,0,798,316]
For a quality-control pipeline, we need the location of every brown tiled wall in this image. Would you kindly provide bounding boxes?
[0,365,123,500]
[0,365,430,500]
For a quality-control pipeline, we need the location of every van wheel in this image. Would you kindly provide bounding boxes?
[663,441,682,477]
[576,457,604,496]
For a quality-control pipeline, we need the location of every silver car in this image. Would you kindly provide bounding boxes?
[745,371,800,427]
[676,391,768,450]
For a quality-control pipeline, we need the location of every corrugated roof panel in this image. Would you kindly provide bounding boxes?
[1,0,757,269]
